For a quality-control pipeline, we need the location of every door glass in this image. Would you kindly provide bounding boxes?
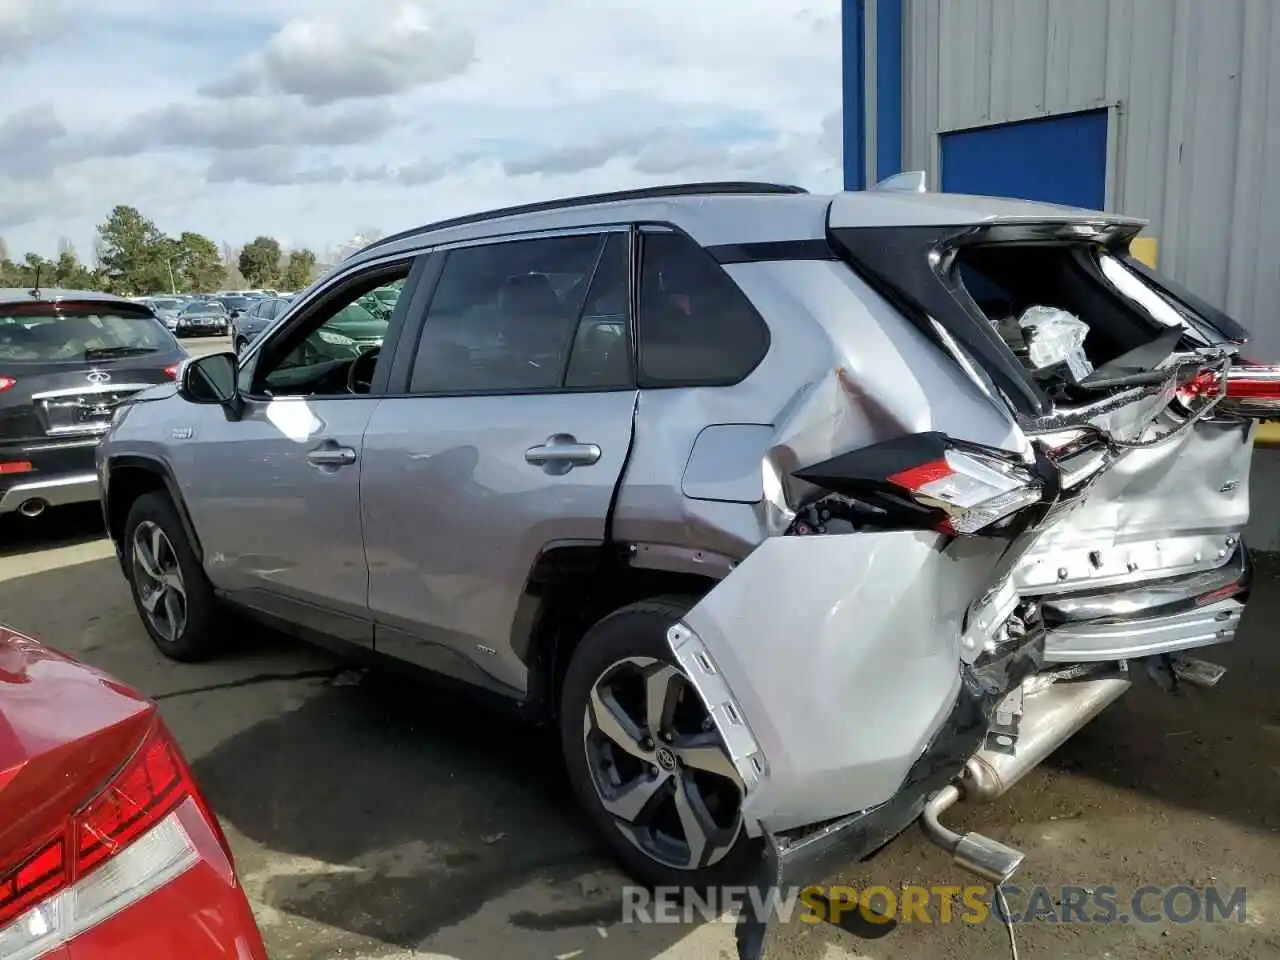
[255,271,409,397]
[637,230,770,387]
[409,234,607,394]
[564,233,631,389]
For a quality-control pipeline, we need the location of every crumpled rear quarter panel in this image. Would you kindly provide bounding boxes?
[679,530,1009,834]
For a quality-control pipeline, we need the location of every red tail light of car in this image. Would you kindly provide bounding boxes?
[885,447,1045,535]
[1179,364,1280,416]
[0,377,15,392]
[0,718,234,959]
[164,363,180,380]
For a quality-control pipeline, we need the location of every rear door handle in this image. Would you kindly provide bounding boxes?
[525,433,601,474]
[306,443,358,468]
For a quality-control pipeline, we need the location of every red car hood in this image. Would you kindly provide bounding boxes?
[0,625,155,876]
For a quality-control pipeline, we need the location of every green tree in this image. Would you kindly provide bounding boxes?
[281,248,317,290]
[174,231,225,292]
[53,250,96,289]
[96,205,169,295]
[239,236,281,287]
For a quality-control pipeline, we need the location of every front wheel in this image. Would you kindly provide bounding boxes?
[123,492,223,662]
[560,597,757,889]
[235,336,248,353]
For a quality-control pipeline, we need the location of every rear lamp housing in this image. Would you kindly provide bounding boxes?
[793,431,1054,538]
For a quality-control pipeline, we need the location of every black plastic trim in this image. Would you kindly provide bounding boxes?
[103,454,204,563]
[705,239,839,264]
[358,182,809,256]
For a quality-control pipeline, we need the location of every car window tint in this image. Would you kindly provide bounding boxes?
[636,230,770,387]
[410,234,604,394]
[258,274,405,397]
[564,233,631,390]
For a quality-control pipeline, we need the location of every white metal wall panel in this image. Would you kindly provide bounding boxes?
[901,0,1280,357]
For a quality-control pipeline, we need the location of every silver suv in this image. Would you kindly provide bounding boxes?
[98,181,1266,946]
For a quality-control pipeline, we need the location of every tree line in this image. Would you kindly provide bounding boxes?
[0,205,321,296]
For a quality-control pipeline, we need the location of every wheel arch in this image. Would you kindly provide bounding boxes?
[520,541,729,721]
[104,455,204,566]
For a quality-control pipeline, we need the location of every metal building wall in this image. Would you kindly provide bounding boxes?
[900,0,1280,358]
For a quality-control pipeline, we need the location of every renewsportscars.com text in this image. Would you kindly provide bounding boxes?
[622,884,1247,926]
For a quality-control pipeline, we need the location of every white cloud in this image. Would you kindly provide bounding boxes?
[0,0,843,257]
[0,0,67,62]
[203,0,474,105]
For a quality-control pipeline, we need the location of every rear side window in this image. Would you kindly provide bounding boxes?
[0,303,170,363]
[637,230,770,387]
[409,232,630,394]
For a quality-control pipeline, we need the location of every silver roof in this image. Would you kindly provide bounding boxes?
[343,182,1145,269]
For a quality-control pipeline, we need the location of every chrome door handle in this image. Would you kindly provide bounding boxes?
[525,434,601,474]
[306,444,357,467]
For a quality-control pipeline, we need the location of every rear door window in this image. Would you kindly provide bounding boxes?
[636,229,770,387]
[409,232,631,394]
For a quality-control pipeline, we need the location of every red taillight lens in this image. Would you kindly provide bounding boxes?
[0,719,218,933]
[76,732,190,877]
[0,376,15,392]
[0,840,64,931]
[1178,365,1280,412]
[0,462,32,475]
[163,363,180,380]
[888,448,1044,535]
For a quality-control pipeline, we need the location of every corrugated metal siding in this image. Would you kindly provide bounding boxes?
[902,0,1280,357]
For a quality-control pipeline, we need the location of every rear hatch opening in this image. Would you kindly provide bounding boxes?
[827,216,1241,456]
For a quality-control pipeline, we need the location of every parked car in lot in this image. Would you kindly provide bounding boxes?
[96,181,1270,960]
[232,296,292,354]
[140,296,188,332]
[173,300,228,337]
[213,296,255,322]
[0,623,268,959]
[0,288,184,520]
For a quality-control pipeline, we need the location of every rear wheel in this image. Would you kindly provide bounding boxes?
[235,336,248,353]
[123,492,222,662]
[560,597,756,888]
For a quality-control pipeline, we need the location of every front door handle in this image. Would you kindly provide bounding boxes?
[306,443,358,468]
[525,433,601,475]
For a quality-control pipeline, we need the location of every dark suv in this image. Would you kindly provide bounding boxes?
[0,288,186,519]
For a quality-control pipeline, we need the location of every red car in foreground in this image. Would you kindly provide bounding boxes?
[0,625,267,959]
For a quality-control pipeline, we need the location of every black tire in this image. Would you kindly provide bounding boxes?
[235,337,248,353]
[123,491,223,662]
[560,596,758,890]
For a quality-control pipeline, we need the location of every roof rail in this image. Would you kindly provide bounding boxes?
[358,181,808,256]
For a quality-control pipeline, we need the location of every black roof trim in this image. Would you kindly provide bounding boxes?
[359,181,808,257]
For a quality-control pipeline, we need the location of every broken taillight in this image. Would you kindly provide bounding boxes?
[794,432,1048,537]
[1179,364,1280,417]
[887,448,1044,535]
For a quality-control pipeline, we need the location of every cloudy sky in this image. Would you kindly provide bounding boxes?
[0,0,843,261]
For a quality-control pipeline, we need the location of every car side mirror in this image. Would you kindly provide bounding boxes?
[180,352,241,415]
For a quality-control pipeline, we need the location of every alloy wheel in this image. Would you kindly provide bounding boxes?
[582,656,744,871]
[131,521,188,643]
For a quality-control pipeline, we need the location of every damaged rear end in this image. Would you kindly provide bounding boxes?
[662,190,1266,954]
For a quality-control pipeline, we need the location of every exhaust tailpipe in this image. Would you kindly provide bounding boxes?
[17,498,47,518]
[921,677,1131,882]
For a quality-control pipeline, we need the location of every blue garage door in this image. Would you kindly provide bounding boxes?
[940,109,1108,210]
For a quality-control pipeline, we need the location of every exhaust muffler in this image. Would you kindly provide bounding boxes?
[18,498,47,518]
[921,677,1131,883]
